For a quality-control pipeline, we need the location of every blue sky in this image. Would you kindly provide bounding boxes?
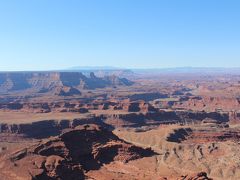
[0,0,240,71]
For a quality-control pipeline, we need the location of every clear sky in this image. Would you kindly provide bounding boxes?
[0,0,240,71]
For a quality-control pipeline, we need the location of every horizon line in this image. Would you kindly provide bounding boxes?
[1,66,240,72]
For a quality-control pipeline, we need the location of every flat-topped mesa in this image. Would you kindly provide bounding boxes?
[0,72,134,94]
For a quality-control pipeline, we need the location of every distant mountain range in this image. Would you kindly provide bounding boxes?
[131,67,240,75]
[134,67,240,72]
[66,66,240,75]
[64,66,134,77]
[68,66,123,70]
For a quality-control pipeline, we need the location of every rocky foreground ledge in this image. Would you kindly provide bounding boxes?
[0,124,154,179]
[0,123,212,180]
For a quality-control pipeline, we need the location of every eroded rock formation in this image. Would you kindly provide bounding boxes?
[0,124,154,180]
[0,72,134,94]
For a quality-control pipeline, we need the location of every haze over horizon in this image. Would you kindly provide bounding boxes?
[1,0,240,71]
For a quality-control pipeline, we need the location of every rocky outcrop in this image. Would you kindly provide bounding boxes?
[0,124,155,180]
[122,101,158,113]
[178,172,212,180]
[57,86,82,96]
